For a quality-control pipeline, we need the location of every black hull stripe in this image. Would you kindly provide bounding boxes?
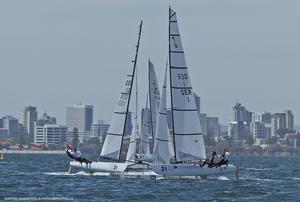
[159,112,167,115]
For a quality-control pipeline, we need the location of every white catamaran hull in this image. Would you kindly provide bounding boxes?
[69,161,131,173]
[150,164,237,177]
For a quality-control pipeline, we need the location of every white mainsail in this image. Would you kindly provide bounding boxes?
[152,66,170,164]
[169,8,206,161]
[148,60,160,143]
[100,72,134,160]
[100,21,143,161]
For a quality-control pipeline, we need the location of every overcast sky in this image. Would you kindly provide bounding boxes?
[0,0,299,125]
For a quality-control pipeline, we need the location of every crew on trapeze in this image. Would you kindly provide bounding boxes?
[201,148,230,168]
[66,144,92,164]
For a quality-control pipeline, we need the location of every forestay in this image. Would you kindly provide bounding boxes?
[169,8,206,161]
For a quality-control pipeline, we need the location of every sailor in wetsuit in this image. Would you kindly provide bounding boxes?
[66,144,92,164]
[200,151,217,168]
[216,148,230,167]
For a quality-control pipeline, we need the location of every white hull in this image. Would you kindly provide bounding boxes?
[69,161,130,173]
[150,163,237,177]
[121,170,160,180]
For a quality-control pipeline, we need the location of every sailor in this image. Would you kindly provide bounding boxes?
[66,144,92,164]
[200,151,217,168]
[216,148,230,167]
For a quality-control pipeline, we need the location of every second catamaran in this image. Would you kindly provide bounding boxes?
[150,7,238,178]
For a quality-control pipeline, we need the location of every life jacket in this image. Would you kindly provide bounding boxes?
[66,149,75,159]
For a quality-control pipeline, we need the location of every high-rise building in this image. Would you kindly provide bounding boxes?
[91,121,101,138]
[0,118,3,128]
[249,112,273,145]
[99,122,110,143]
[206,117,220,137]
[90,120,110,142]
[2,116,19,136]
[22,106,38,142]
[199,113,207,136]
[229,102,251,140]
[199,113,219,139]
[36,112,56,126]
[0,128,8,138]
[285,110,294,131]
[66,104,93,142]
[34,124,67,145]
[232,103,250,122]
[261,112,272,124]
[270,110,294,137]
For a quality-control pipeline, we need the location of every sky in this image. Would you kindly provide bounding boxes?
[0,0,299,125]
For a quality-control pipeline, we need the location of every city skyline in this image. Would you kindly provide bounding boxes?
[0,0,299,125]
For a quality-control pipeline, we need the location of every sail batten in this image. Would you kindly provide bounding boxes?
[168,8,206,161]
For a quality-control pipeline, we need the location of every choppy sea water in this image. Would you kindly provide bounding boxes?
[0,154,300,201]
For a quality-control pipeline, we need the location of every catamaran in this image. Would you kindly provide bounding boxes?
[150,7,238,179]
[69,21,143,173]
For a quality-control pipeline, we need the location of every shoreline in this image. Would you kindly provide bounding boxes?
[0,150,65,154]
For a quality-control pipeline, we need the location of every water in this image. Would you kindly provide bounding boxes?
[1,154,300,201]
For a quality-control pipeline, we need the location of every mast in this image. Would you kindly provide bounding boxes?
[118,20,143,162]
[168,7,177,161]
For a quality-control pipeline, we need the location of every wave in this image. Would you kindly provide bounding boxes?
[216,176,230,181]
[43,171,110,176]
[244,167,273,171]
[240,177,280,182]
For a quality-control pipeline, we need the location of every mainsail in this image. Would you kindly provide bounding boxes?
[168,8,206,161]
[100,21,143,161]
[148,60,160,145]
[152,66,170,164]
